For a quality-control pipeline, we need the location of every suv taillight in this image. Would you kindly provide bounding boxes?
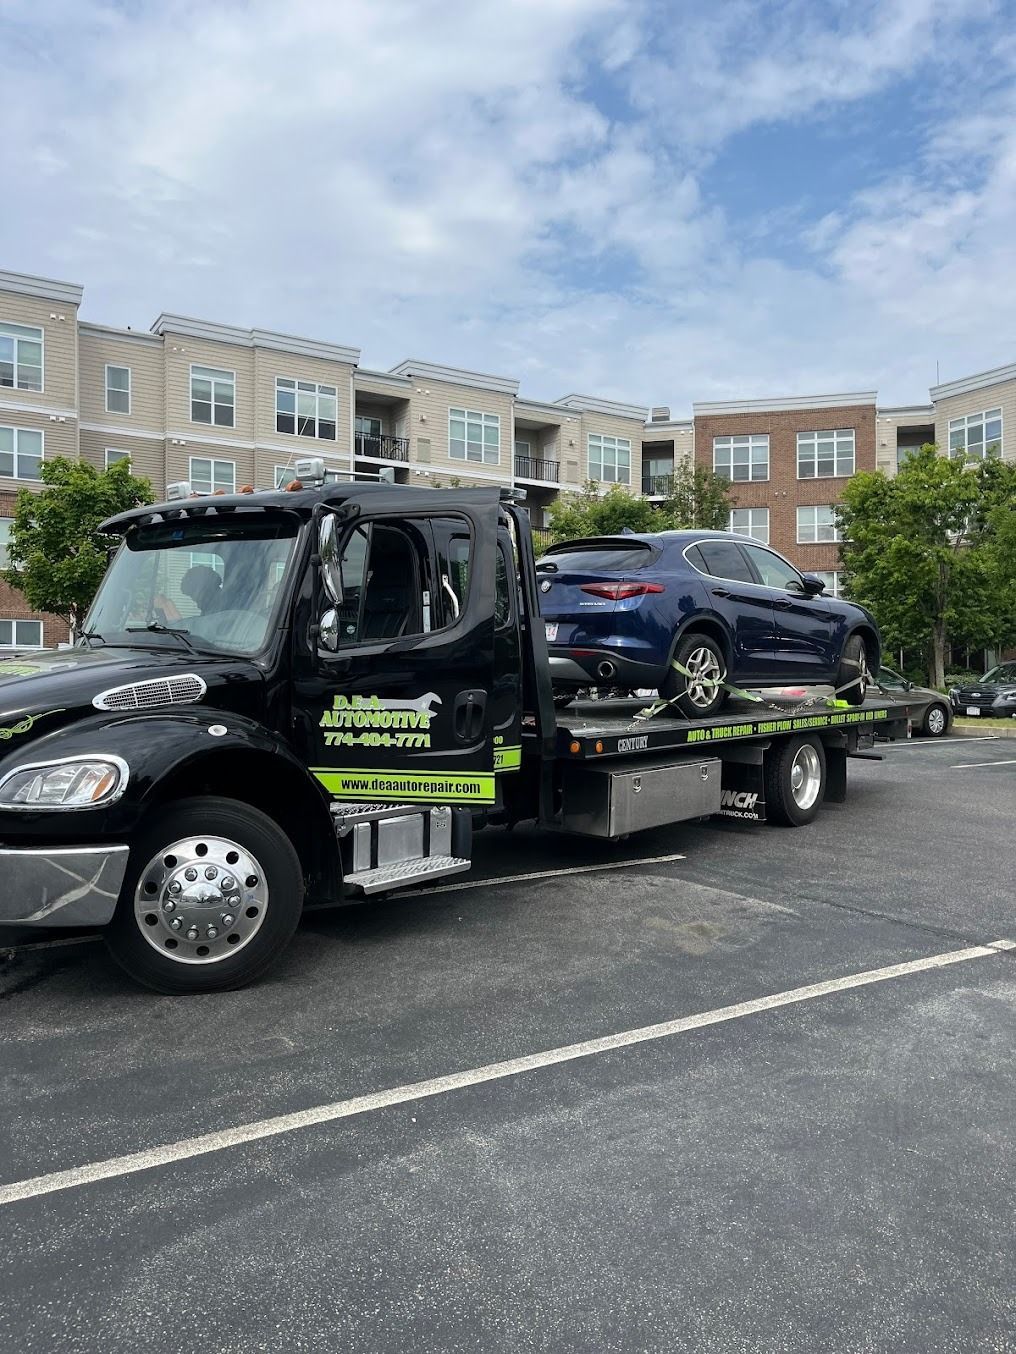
[579,582,665,600]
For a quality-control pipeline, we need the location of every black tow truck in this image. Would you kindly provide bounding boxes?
[0,468,912,992]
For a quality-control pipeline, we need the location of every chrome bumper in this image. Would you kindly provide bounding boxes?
[0,845,129,928]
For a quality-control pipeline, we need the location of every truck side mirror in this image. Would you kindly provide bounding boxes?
[318,607,340,653]
[318,515,344,606]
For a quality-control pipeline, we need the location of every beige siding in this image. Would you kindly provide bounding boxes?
[78,330,165,432]
[79,428,166,489]
[0,288,78,411]
[874,411,935,477]
[576,410,644,491]
[0,409,78,481]
[403,377,514,484]
[673,426,694,465]
[163,335,256,445]
[165,437,256,494]
[253,347,355,457]
[933,380,1016,463]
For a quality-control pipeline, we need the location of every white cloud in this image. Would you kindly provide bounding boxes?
[0,0,1013,407]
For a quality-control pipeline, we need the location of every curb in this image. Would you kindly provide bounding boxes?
[952,721,1016,738]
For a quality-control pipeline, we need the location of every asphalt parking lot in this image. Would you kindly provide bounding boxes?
[1,735,1014,1353]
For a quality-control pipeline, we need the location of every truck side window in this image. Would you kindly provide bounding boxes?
[494,543,512,630]
[430,516,473,628]
[334,522,426,646]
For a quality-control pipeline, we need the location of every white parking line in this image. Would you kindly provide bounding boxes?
[2,938,1012,1209]
[406,853,687,898]
[950,758,1016,769]
[881,736,998,750]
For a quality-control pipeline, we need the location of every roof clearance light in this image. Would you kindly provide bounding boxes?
[166,481,193,500]
[294,457,326,486]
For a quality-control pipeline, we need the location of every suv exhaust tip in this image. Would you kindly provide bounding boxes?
[596,660,616,680]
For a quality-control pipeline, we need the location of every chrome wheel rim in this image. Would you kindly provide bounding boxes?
[684,646,724,709]
[134,835,269,965]
[927,705,946,735]
[856,643,869,699]
[789,744,822,811]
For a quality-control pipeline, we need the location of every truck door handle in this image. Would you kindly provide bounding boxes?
[711,587,731,598]
[453,689,487,743]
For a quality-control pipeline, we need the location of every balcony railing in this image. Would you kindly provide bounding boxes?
[642,472,675,496]
[514,454,559,483]
[531,527,554,555]
[355,432,409,462]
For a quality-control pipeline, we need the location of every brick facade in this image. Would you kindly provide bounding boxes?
[693,402,877,573]
[0,488,70,648]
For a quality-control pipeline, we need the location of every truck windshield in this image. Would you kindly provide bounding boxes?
[85,515,300,655]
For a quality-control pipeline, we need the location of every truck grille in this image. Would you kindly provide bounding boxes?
[93,674,207,712]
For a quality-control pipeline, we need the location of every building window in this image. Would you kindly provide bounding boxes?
[189,457,236,495]
[797,429,855,478]
[948,409,1002,461]
[0,321,43,392]
[814,570,844,598]
[713,434,769,482]
[105,448,131,468]
[0,426,43,481]
[514,438,531,457]
[105,364,131,414]
[190,365,235,427]
[729,507,769,542]
[276,378,337,440]
[0,619,44,649]
[588,433,631,485]
[797,505,841,543]
[449,408,500,464]
[0,517,11,568]
[355,415,382,439]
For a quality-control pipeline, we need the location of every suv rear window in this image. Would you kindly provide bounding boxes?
[539,544,656,573]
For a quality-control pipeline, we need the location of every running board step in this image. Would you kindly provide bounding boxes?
[344,855,470,895]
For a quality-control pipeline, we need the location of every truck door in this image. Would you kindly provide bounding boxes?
[293,495,499,807]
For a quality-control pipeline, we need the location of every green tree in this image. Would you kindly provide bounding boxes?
[3,456,153,633]
[837,446,1016,687]
[547,465,732,543]
[547,483,661,542]
[659,461,733,530]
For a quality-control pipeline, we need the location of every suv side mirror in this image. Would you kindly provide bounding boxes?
[318,515,344,606]
[800,573,826,596]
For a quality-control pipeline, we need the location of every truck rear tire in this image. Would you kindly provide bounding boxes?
[764,735,826,826]
[105,796,304,994]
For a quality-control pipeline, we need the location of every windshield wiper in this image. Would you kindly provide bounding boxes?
[78,629,105,648]
[125,622,201,653]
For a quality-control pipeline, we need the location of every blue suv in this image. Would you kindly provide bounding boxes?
[537,531,880,718]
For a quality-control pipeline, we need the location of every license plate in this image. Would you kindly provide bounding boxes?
[966,706,981,716]
[545,623,558,642]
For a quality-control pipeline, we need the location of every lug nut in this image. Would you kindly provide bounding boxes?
[170,917,183,931]
[206,926,218,940]
[186,927,200,941]
[164,900,176,914]
[228,894,241,907]
[184,867,198,882]
[220,875,235,892]
[168,880,182,895]
[204,865,218,880]
[220,913,235,927]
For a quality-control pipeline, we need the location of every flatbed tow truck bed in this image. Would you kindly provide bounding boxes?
[540,694,912,834]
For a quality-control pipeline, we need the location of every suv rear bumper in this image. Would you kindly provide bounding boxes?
[549,650,661,688]
[0,844,129,928]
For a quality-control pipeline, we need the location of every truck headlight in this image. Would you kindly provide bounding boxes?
[0,755,129,809]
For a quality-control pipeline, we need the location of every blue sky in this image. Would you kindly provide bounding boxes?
[1,0,1014,408]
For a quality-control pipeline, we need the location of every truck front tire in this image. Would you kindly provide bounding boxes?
[105,796,305,994]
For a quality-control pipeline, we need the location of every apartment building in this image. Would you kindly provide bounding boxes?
[1,265,1012,650]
